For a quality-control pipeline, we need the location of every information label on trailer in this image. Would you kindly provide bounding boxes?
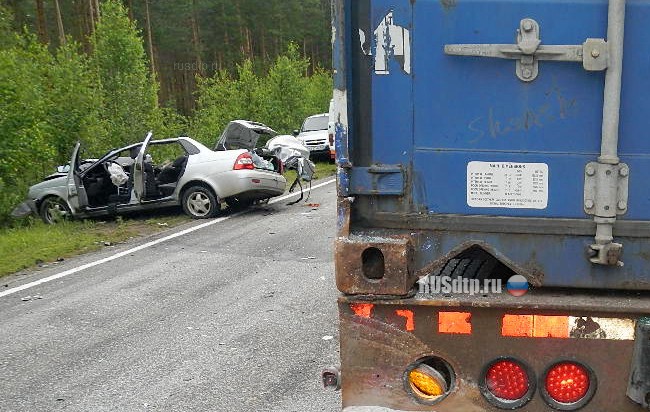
[467,162,548,209]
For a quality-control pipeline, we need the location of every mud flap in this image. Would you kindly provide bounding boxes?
[627,317,650,408]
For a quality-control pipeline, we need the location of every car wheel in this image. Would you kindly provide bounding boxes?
[182,186,220,219]
[39,197,71,224]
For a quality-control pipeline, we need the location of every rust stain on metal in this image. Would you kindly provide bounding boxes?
[336,235,416,296]
[338,197,353,238]
[415,241,474,278]
[339,305,490,411]
[569,317,607,339]
[339,299,641,411]
[339,310,432,410]
[520,249,545,287]
[440,0,457,10]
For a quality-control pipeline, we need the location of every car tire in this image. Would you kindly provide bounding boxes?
[182,186,220,219]
[39,196,71,224]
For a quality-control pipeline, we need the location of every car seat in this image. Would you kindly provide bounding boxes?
[157,155,188,197]
[143,160,160,199]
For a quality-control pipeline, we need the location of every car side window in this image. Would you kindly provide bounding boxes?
[179,140,200,155]
[146,142,188,169]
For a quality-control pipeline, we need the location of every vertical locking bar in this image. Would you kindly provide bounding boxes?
[600,0,625,165]
[590,0,627,266]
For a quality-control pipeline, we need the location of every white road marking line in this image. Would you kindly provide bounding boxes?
[0,177,336,298]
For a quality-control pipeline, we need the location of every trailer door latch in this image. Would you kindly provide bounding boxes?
[444,18,608,82]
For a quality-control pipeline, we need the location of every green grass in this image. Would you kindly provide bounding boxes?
[0,214,191,278]
[313,161,338,180]
[283,160,337,184]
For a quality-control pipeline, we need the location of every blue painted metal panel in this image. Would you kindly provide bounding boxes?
[370,1,413,165]
[414,151,650,219]
[417,230,650,289]
[414,0,607,153]
[341,0,650,290]
[349,166,405,195]
[408,0,650,219]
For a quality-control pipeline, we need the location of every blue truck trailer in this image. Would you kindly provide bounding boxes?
[325,0,650,410]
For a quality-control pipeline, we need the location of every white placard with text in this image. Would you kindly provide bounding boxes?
[467,161,548,209]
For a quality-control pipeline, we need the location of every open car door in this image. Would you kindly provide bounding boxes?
[133,131,153,203]
[66,142,88,211]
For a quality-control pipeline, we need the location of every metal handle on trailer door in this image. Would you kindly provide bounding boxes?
[587,0,627,266]
[444,0,630,266]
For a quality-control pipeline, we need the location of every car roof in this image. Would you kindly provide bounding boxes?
[150,138,182,145]
[114,138,183,151]
[306,113,328,119]
[101,137,186,159]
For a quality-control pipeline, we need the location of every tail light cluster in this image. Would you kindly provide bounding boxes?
[233,152,254,170]
[405,357,596,410]
[541,361,596,410]
[481,358,595,410]
[482,358,535,408]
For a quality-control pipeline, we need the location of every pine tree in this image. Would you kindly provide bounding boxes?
[89,0,159,147]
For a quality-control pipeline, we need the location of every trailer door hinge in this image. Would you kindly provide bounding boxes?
[584,163,629,218]
[444,18,608,82]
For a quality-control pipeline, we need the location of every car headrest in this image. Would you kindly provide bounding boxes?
[172,155,188,168]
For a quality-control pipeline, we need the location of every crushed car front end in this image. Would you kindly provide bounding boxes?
[12,175,72,219]
[10,199,37,218]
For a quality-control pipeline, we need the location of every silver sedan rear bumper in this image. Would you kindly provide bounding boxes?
[214,169,286,199]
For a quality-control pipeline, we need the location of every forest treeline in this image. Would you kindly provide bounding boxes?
[0,0,332,226]
[4,0,332,114]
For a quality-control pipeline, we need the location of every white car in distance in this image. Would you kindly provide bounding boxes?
[294,113,334,163]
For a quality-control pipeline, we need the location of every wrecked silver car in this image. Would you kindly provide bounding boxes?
[13,122,287,223]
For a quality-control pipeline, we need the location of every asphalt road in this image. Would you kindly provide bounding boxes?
[0,178,341,412]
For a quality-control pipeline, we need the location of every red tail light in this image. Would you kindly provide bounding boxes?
[542,361,595,408]
[234,153,254,170]
[481,358,534,409]
[486,360,529,400]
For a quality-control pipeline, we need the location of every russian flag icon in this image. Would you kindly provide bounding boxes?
[506,275,529,297]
